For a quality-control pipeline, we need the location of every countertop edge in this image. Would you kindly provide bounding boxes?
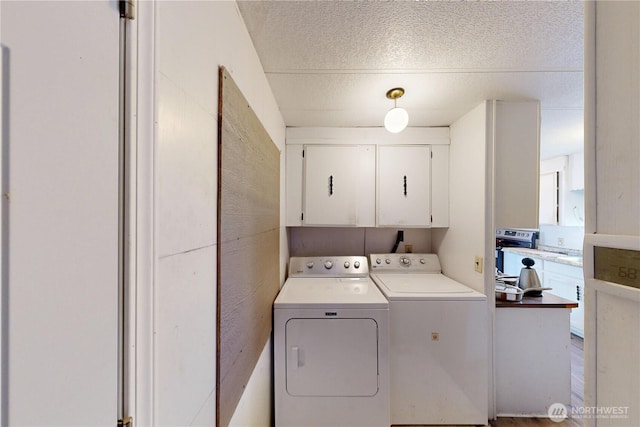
[496,292,579,308]
[501,247,583,267]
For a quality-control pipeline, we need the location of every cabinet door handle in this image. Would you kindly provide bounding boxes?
[576,285,581,301]
[329,175,333,196]
[403,175,407,196]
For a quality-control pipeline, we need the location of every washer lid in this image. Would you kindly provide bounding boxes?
[274,277,389,309]
[371,273,486,301]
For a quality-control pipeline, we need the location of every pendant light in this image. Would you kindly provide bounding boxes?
[384,87,409,133]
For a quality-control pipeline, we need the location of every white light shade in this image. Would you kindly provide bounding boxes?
[384,107,409,133]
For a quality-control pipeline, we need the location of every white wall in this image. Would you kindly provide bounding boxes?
[289,227,432,257]
[152,1,285,425]
[432,102,488,293]
[431,101,493,419]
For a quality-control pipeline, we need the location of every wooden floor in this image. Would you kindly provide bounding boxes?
[490,334,584,427]
[490,417,582,427]
[569,334,584,413]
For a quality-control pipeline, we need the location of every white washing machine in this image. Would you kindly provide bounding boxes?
[369,253,488,426]
[274,256,390,427]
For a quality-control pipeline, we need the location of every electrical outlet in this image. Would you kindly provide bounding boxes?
[405,244,413,253]
[474,256,483,273]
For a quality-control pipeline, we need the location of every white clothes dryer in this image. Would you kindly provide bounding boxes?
[274,256,390,427]
[369,253,488,426]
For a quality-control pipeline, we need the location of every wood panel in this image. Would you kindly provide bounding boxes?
[217,67,280,427]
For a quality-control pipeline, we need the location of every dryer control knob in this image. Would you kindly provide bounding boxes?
[343,261,350,269]
[401,256,411,265]
[306,262,314,269]
[354,261,361,269]
[324,260,333,269]
[376,258,382,264]
[420,258,426,264]
[385,258,391,264]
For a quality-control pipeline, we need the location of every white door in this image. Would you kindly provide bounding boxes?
[1,1,121,425]
[286,318,379,396]
[377,145,431,227]
[584,2,640,426]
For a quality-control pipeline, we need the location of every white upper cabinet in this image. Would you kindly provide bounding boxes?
[303,145,375,226]
[377,145,431,227]
[285,127,450,228]
[493,100,541,229]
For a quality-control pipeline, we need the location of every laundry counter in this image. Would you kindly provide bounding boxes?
[495,293,577,417]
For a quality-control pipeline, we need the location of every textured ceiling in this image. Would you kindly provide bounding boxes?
[237,0,585,159]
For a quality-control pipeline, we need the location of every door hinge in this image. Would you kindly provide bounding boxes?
[117,416,133,427]
[302,149,305,158]
[119,0,135,20]
[431,215,433,223]
[301,212,304,221]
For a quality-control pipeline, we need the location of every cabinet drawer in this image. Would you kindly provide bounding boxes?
[545,261,583,280]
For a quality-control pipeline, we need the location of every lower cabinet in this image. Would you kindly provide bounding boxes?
[495,306,573,416]
[545,262,584,338]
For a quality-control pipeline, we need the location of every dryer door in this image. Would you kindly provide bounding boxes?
[286,318,379,396]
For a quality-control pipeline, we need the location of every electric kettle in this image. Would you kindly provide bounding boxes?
[517,257,545,297]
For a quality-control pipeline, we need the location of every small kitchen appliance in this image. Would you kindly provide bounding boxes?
[273,256,390,427]
[517,257,545,296]
[496,228,538,273]
[369,253,487,425]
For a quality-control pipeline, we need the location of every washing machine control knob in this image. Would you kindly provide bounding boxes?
[324,260,333,269]
[354,261,361,269]
[343,261,350,269]
[385,258,391,264]
[376,258,382,264]
[420,258,426,264]
[306,262,314,269]
[401,256,411,266]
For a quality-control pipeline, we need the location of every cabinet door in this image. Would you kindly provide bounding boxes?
[303,145,374,226]
[286,145,304,226]
[431,145,450,227]
[502,252,523,276]
[493,101,540,229]
[377,145,431,227]
[545,262,584,337]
